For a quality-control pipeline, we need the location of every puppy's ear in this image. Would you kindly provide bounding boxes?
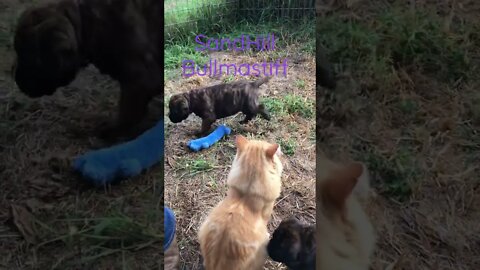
[54,30,77,52]
[180,95,189,108]
[168,95,177,106]
[235,135,248,151]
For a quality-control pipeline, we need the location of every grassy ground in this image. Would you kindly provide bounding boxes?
[0,1,163,269]
[164,18,316,269]
[317,1,480,269]
[164,0,227,27]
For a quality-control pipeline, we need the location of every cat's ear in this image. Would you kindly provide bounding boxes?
[235,135,248,151]
[276,145,282,156]
[345,162,363,180]
[266,143,279,159]
[324,163,362,208]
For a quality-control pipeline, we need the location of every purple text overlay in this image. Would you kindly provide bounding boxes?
[195,34,275,52]
[182,59,288,78]
[182,33,288,78]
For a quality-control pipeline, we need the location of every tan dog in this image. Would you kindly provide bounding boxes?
[13,0,162,139]
[198,135,283,270]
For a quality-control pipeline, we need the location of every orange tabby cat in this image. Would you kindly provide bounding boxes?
[316,156,376,270]
[198,135,284,270]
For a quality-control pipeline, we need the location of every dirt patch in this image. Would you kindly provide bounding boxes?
[164,48,316,269]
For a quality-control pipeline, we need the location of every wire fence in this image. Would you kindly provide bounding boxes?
[164,0,315,27]
[238,0,316,21]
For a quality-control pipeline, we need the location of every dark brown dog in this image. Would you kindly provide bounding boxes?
[316,16,337,90]
[316,44,336,90]
[267,217,316,270]
[13,0,162,139]
[168,77,272,135]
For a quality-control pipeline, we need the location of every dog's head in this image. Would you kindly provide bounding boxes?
[168,94,190,123]
[13,4,82,97]
[267,217,316,269]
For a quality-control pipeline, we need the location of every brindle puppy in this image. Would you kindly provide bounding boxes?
[316,44,336,90]
[267,217,316,270]
[316,13,337,90]
[168,77,272,136]
[13,0,162,139]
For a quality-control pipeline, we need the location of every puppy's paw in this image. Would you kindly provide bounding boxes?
[96,122,132,142]
[239,117,253,124]
[194,131,208,138]
[97,123,121,140]
[195,128,213,138]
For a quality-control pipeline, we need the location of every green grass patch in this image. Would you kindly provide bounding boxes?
[222,74,235,83]
[263,97,286,115]
[294,79,306,89]
[396,98,418,115]
[37,215,161,267]
[361,147,420,202]
[164,44,209,70]
[165,1,236,43]
[221,19,315,51]
[317,6,475,84]
[165,0,226,24]
[165,0,315,45]
[284,94,314,118]
[279,138,296,156]
[263,94,314,119]
[378,8,471,81]
[176,157,215,176]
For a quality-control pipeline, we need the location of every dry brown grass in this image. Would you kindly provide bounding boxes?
[164,49,316,269]
[318,1,480,269]
[0,1,163,269]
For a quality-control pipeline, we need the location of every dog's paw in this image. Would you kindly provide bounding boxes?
[97,122,133,142]
[194,130,209,138]
[96,121,118,139]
